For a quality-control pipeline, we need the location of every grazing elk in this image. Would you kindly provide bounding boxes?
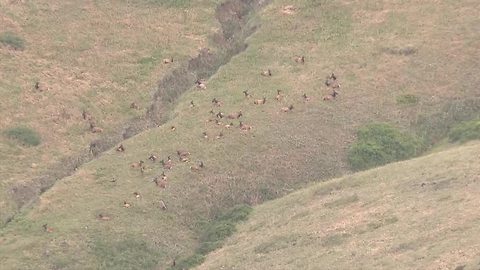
[227,110,242,119]
[261,69,272,76]
[123,201,131,208]
[160,157,173,170]
[148,154,158,162]
[254,97,267,105]
[98,214,111,221]
[163,57,174,64]
[42,224,54,233]
[303,93,311,102]
[130,102,139,109]
[280,104,294,112]
[133,192,141,198]
[89,121,103,133]
[177,150,190,162]
[225,122,234,129]
[189,101,196,108]
[216,112,224,119]
[202,131,208,139]
[294,55,305,64]
[239,121,253,131]
[171,126,176,131]
[243,90,252,98]
[190,161,204,171]
[116,144,125,152]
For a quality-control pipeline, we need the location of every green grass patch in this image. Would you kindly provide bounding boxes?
[0,32,25,50]
[4,126,41,146]
[324,194,359,208]
[448,119,480,143]
[171,204,252,269]
[396,94,419,105]
[348,123,423,171]
[93,236,159,270]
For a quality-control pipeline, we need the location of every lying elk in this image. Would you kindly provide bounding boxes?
[148,154,158,162]
[82,110,92,121]
[243,90,252,98]
[123,201,131,208]
[190,161,204,171]
[294,55,305,64]
[160,157,173,170]
[239,121,253,131]
[254,97,266,105]
[325,73,337,87]
[89,121,103,133]
[130,102,139,109]
[131,160,144,168]
[303,93,311,102]
[212,98,223,107]
[227,111,242,119]
[323,89,339,101]
[280,104,294,112]
[261,69,272,76]
[163,57,174,64]
[276,89,283,101]
[177,150,190,162]
[170,126,176,131]
[196,79,207,90]
[189,101,196,108]
[116,144,125,152]
[224,122,234,128]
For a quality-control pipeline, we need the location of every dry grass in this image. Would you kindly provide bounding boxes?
[196,141,480,270]
[0,0,479,269]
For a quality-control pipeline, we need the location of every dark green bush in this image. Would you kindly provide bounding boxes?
[448,119,480,143]
[0,32,25,50]
[5,126,41,146]
[348,123,422,171]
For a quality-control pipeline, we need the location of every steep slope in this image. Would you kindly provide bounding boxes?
[197,141,480,270]
[0,0,479,269]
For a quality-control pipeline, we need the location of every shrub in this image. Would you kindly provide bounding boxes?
[448,119,480,143]
[348,123,422,171]
[5,126,41,146]
[396,94,419,105]
[0,32,25,50]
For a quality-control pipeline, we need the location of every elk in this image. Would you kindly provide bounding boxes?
[42,224,54,233]
[202,131,208,139]
[216,112,224,119]
[323,89,339,101]
[82,110,92,121]
[276,89,283,101]
[98,214,111,221]
[34,81,40,90]
[216,132,224,139]
[303,93,311,102]
[163,57,174,64]
[294,55,305,64]
[325,73,338,87]
[215,119,222,125]
[148,154,158,162]
[133,192,141,198]
[116,144,125,152]
[177,150,190,162]
[196,79,207,90]
[171,126,176,131]
[225,122,234,129]
[227,111,242,119]
[212,98,223,107]
[243,90,252,98]
[89,121,103,133]
[130,102,139,109]
[280,104,294,112]
[131,160,144,168]
[160,157,173,170]
[159,200,167,210]
[254,97,267,105]
[190,161,204,171]
[239,121,253,131]
[123,201,131,208]
[189,101,196,108]
[261,69,272,76]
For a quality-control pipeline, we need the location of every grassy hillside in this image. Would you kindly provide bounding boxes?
[0,0,220,221]
[0,0,479,269]
[197,141,480,270]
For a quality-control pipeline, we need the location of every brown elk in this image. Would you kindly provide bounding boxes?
[160,156,173,170]
[130,102,139,109]
[189,101,196,108]
[148,154,158,162]
[163,57,174,64]
[82,110,92,121]
[202,131,208,139]
[243,90,252,98]
[123,201,131,208]
[239,121,253,131]
[212,98,223,107]
[261,69,272,76]
[116,144,125,152]
[190,161,204,171]
[89,121,103,133]
[196,79,207,90]
[216,112,224,118]
[216,132,224,139]
[225,122,234,129]
[177,150,190,162]
[254,97,267,105]
[325,73,338,87]
[42,224,54,233]
[133,192,141,198]
[227,111,242,119]
[303,93,311,102]
[323,89,339,101]
[159,200,167,210]
[276,90,283,101]
[170,126,176,131]
[294,55,305,64]
[280,104,294,112]
[215,119,222,126]
[131,160,144,168]
[98,214,111,221]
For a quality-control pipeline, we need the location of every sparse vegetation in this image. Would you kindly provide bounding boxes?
[396,94,419,105]
[0,32,25,50]
[448,118,480,143]
[4,126,41,146]
[348,123,423,171]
